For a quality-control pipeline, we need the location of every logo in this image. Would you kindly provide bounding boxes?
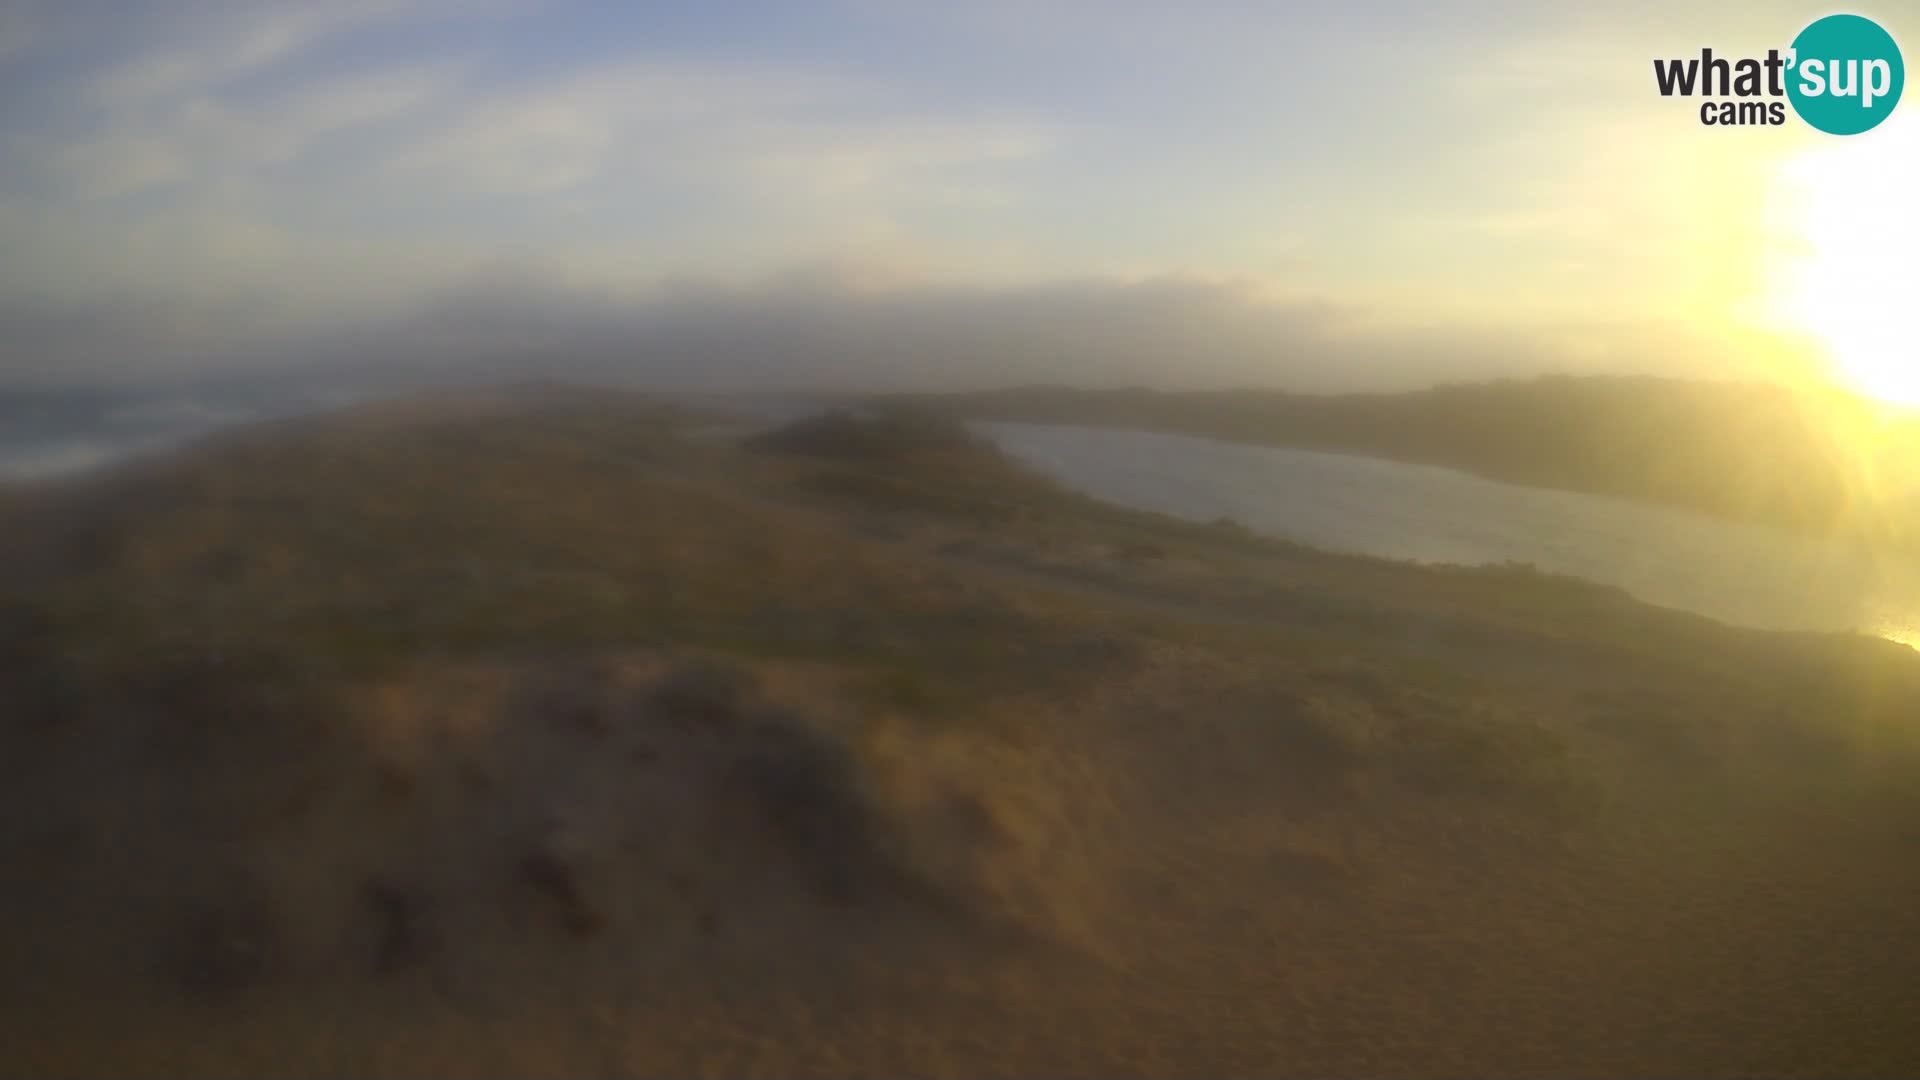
[1654,13,1904,134]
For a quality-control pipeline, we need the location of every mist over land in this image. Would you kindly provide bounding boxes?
[5,298,1920,1080]
[4,391,1920,1078]
[10,365,1916,549]
[5,1,1920,1076]
[2,268,1812,397]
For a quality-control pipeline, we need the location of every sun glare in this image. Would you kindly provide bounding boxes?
[1770,116,1920,408]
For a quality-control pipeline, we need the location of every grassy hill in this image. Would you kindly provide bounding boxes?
[901,376,1920,548]
[3,386,1919,1078]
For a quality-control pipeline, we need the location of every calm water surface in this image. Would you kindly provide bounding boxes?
[979,422,1920,646]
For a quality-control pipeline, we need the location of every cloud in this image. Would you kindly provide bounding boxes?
[749,122,1049,201]
[42,133,192,200]
[0,0,1849,403]
[0,6,43,65]
[5,35,1059,308]
[379,59,1050,206]
[0,267,1814,394]
[81,0,469,108]
[37,61,472,201]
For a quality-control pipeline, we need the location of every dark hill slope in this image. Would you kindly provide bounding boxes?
[3,389,1919,1078]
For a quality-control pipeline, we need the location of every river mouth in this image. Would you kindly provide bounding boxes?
[975,421,1920,646]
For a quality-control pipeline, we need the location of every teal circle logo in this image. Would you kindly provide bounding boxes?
[1787,14,1904,135]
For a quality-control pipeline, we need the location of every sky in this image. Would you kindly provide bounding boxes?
[0,0,1912,395]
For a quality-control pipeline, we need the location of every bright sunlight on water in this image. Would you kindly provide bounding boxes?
[983,421,1920,647]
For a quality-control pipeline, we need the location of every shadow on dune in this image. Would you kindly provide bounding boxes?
[0,651,1100,1018]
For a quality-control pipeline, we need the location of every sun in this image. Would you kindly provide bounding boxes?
[1768,115,1920,408]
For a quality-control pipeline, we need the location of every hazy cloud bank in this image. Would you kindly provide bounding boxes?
[0,269,1813,395]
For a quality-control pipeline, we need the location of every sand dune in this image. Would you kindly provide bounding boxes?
[3,393,1917,1077]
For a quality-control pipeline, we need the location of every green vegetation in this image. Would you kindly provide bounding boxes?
[744,405,986,461]
[3,391,1919,1078]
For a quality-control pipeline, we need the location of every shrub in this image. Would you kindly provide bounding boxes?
[650,659,755,728]
[729,708,890,903]
[746,408,987,461]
